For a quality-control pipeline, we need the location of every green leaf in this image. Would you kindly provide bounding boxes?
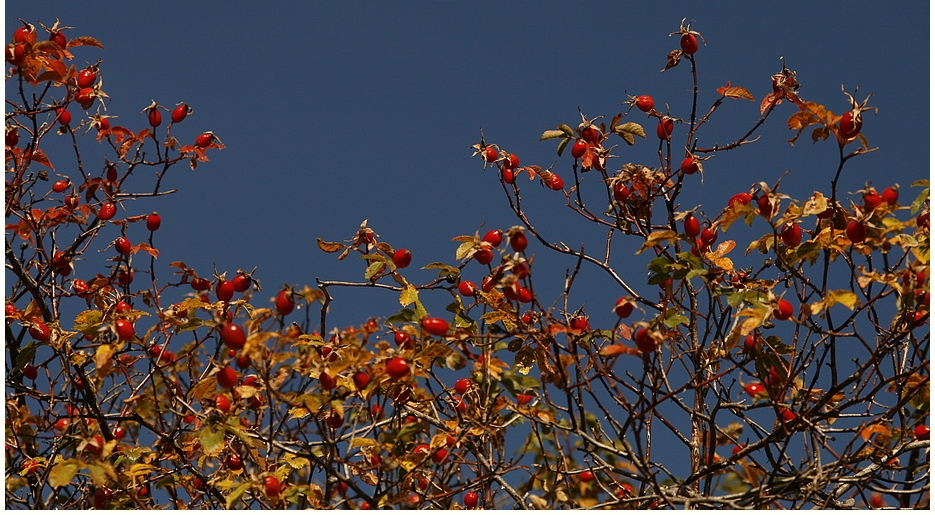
[226,482,251,510]
[663,309,689,328]
[364,260,385,280]
[73,310,103,332]
[614,122,646,139]
[558,123,575,137]
[199,426,226,455]
[540,129,566,140]
[455,241,475,261]
[556,137,571,156]
[386,308,418,324]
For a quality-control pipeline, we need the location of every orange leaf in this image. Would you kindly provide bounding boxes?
[29,149,55,170]
[66,36,105,50]
[716,83,754,101]
[759,92,782,115]
[136,243,160,259]
[858,423,891,442]
[598,344,641,358]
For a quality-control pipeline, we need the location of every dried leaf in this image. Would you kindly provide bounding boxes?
[317,238,344,253]
[637,230,678,254]
[66,36,105,49]
[716,82,754,101]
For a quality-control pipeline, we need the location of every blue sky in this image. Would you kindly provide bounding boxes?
[6,2,928,331]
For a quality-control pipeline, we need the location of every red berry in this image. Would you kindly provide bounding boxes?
[680,33,699,54]
[516,393,533,405]
[743,334,758,351]
[510,232,528,252]
[482,229,503,247]
[863,190,883,211]
[779,408,798,422]
[236,354,251,369]
[773,299,794,321]
[757,195,773,218]
[6,43,25,65]
[839,110,862,139]
[636,95,654,112]
[6,303,18,317]
[545,173,564,191]
[171,104,190,124]
[275,289,295,315]
[195,132,213,148]
[97,202,116,221]
[515,285,533,303]
[868,493,884,509]
[231,274,250,292]
[226,454,243,470]
[147,108,162,128]
[64,194,79,210]
[781,224,802,247]
[744,383,765,397]
[386,357,409,379]
[421,317,449,336]
[52,179,70,193]
[146,212,161,231]
[221,322,247,350]
[463,491,479,508]
[23,363,38,380]
[680,156,699,175]
[728,192,752,209]
[454,378,472,395]
[392,248,412,269]
[882,186,898,205]
[191,277,210,291]
[846,220,867,243]
[56,107,72,126]
[215,394,231,414]
[264,476,282,498]
[613,297,634,318]
[29,322,51,342]
[502,167,516,184]
[656,118,674,140]
[570,140,588,159]
[483,146,498,163]
[353,371,371,390]
[216,280,234,302]
[700,226,717,247]
[86,435,105,455]
[579,470,595,483]
[569,316,590,332]
[581,126,600,143]
[431,448,448,464]
[913,424,929,440]
[394,330,413,349]
[75,87,95,107]
[634,327,655,354]
[114,319,135,341]
[114,237,131,255]
[506,153,520,168]
[684,214,701,238]
[473,244,494,265]
[76,68,97,88]
[49,30,67,48]
[6,127,19,147]
[217,366,238,389]
[613,183,631,202]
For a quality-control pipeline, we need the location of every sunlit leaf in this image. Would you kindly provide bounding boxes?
[716,82,754,101]
[49,460,80,488]
[316,238,344,253]
[540,129,566,141]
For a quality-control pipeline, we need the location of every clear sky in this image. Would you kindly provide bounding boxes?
[6,1,928,331]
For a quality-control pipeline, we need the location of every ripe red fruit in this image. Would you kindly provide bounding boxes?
[226,454,243,470]
[458,280,477,297]
[386,357,409,379]
[743,334,758,351]
[846,220,867,243]
[394,330,413,349]
[56,107,72,126]
[392,248,412,269]
[545,173,564,191]
[195,132,213,148]
[96,202,116,221]
[216,280,234,302]
[570,140,588,159]
[52,179,70,193]
[454,378,472,395]
[353,371,371,390]
[29,322,51,342]
[863,190,883,211]
[86,435,105,455]
[757,195,773,218]
[781,224,802,247]
[221,322,247,349]
[114,319,135,341]
[75,87,95,107]
[579,470,595,483]
[636,95,654,112]
[882,186,898,205]
[464,491,479,508]
[613,183,631,202]
[22,458,40,476]
[773,299,794,321]
[501,167,516,184]
[13,24,34,44]
[728,192,752,209]
[264,476,282,498]
[236,354,251,369]
[581,126,600,143]
[779,408,798,422]
[473,244,494,265]
[231,273,250,292]
[515,286,533,303]
[680,156,699,175]
[913,424,929,439]
[64,194,79,210]
[6,127,19,147]
[684,213,701,238]
[744,383,766,397]
[613,297,634,318]
[191,277,210,291]
[656,118,674,140]
[700,226,717,247]
[634,327,655,354]
[146,212,161,231]
[516,393,533,405]
[838,110,862,139]
[569,316,590,332]
[171,104,190,124]
[868,493,884,509]
[49,30,67,48]
[318,371,335,391]
[483,229,503,247]
[114,237,131,255]
[680,33,699,54]
[275,289,295,315]
[421,317,449,336]
[217,366,238,389]
[483,146,498,163]
[510,232,528,252]
[432,448,448,464]
[76,68,97,88]
[215,394,231,414]
[23,363,38,380]
[147,108,162,128]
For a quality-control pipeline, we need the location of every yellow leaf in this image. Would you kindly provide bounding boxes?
[350,438,378,449]
[316,238,344,253]
[717,82,755,101]
[400,285,419,307]
[283,453,310,470]
[637,230,678,254]
[226,482,251,510]
[49,460,80,488]
[94,343,117,371]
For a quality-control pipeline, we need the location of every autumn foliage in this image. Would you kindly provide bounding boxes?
[5,17,930,509]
